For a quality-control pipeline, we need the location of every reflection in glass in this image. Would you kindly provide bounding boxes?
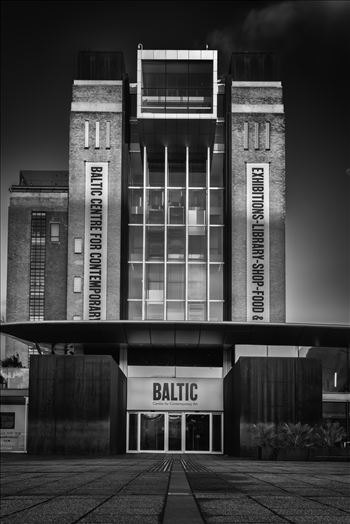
[129,189,143,224]
[168,227,185,260]
[211,153,224,186]
[210,264,223,300]
[128,301,142,320]
[167,265,185,299]
[168,414,182,451]
[306,347,349,393]
[185,414,210,451]
[188,302,206,321]
[167,302,185,320]
[145,303,163,320]
[210,227,223,261]
[212,414,222,452]
[145,264,164,301]
[188,227,206,260]
[189,190,206,225]
[140,413,165,451]
[129,150,143,186]
[168,149,186,186]
[168,189,185,224]
[128,226,143,261]
[147,190,164,223]
[210,190,224,224]
[146,150,165,186]
[146,227,164,261]
[128,413,138,451]
[189,155,206,187]
[188,265,206,300]
[128,263,142,299]
[210,302,223,322]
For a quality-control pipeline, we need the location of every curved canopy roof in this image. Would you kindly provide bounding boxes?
[1,321,349,349]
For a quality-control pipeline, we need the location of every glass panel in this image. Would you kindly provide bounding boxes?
[168,149,186,187]
[168,414,182,451]
[147,153,165,186]
[323,402,347,428]
[189,154,206,187]
[168,189,185,224]
[212,414,222,452]
[129,189,143,224]
[128,263,142,299]
[235,345,267,363]
[210,302,223,322]
[167,302,185,320]
[140,413,165,451]
[210,264,223,300]
[188,227,206,261]
[305,347,349,393]
[129,150,143,186]
[145,303,164,320]
[146,227,164,261]
[145,264,164,301]
[210,227,223,261]
[188,302,206,320]
[189,190,206,225]
[128,301,142,320]
[167,227,185,260]
[185,414,209,451]
[267,346,298,358]
[210,190,224,224]
[128,413,138,451]
[211,153,224,186]
[167,265,185,299]
[146,190,164,223]
[188,265,206,300]
[128,227,143,261]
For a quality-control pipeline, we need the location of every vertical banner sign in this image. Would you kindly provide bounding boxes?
[246,163,270,322]
[84,162,108,320]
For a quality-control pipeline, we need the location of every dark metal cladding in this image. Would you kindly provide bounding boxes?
[229,52,279,81]
[77,51,126,80]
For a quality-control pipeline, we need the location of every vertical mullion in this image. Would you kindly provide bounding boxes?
[185,146,189,320]
[207,146,210,321]
[164,146,168,320]
[142,146,147,320]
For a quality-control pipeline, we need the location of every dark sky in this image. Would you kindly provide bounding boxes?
[1,0,349,324]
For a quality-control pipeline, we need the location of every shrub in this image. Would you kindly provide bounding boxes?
[314,422,346,448]
[278,422,315,448]
[250,423,277,448]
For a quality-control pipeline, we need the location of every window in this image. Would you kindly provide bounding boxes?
[0,412,15,429]
[254,122,259,150]
[50,223,60,242]
[29,211,46,321]
[95,121,100,148]
[84,121,89,148]
[73,277,82,293]
[243,122,249,150]
[74,238,83,254]
[106,121,111,149]
[265,121,271,150]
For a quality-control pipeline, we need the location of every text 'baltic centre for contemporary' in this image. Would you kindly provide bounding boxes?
[1,48,349,455]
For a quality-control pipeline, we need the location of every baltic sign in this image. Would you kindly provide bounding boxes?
[246,163,270,322]
[127,378,223,411]
[84,162,108,320]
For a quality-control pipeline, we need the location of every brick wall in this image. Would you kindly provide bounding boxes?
[230,82,286,322]
[67,81,124,320]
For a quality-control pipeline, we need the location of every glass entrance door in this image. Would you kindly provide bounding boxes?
[185,414,210,451]
[168,414,182,451]
[127,412,222,453]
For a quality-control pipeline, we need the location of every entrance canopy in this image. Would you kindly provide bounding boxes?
[1,321,349,348]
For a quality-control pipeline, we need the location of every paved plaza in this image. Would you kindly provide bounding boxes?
[1,454,349,523]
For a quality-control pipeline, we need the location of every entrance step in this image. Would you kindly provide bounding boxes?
[162,457,203,524]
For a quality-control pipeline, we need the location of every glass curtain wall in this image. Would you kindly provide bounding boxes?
[127,145,224,320]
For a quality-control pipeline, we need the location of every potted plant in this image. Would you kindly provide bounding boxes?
[313,422,347,458]
[250,423,278,460]
[277,422,315,460]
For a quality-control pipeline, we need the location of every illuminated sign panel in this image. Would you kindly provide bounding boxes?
[84,162,108,320]
[246,163,270,322]
[127,378,223,411]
